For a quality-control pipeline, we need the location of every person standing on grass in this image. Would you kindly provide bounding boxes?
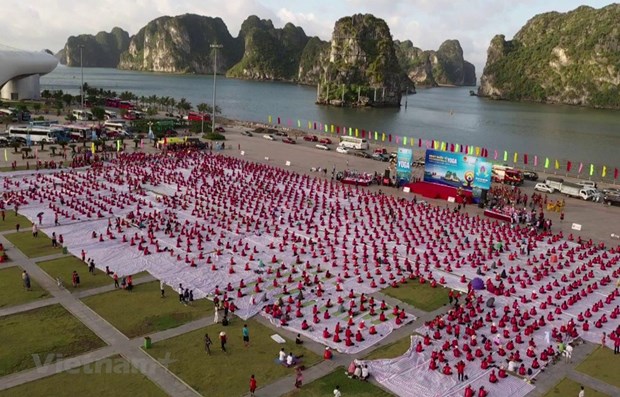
[72,270,80,288]
[242,324,250,347]
[178,283,184,303]
[32,223,38,237]
[15,223,20,232]
[219,331,227,352]
[88,260,95,275]
[294,367,303,388]
[22,270,31,291]
[113,273,119,288]
[1,209,5,221]
[126,275,133,292]
[333,385,341,397]
[160,280,165,298]
[578,385,585,397]
[204,333,212,355]
[214,306,220,324]
[249,374,257,396]
[51,232,57,248]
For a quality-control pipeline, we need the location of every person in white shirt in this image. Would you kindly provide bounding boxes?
[361,365,369,380]
[578,385,585,397]
[353,365,361,379]
[333,385,341,397]
[278,349,286,363]
[508,360,516,372]
[286,352,294,367]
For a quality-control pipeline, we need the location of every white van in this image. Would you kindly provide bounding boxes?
[72,109,93,121]
[104,120,127,131]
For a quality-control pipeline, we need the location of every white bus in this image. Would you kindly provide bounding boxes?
[7,125,66,143]
[104,120,127,131]
[72,109,93,121]
[64,124,93,141]
[339,136,369,150]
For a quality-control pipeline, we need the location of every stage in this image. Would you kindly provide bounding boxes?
[404,181,472,203]
[483,209,512,222]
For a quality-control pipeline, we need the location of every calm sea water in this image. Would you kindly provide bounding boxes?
[41,66,620,167]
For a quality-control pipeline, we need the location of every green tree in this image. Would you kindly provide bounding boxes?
[33,103,42,114]
[119,91,134,101]
[41,90,52,102]
[62,94,73,107]
[91,106,106,121]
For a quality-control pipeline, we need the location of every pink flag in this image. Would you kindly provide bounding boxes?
[494,150,498,160]
[578,162,583,174]
[534,155,538,167]
[426,140,431,149]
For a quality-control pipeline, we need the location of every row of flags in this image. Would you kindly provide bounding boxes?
[267,115,619,179]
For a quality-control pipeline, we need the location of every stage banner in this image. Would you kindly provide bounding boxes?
[423,149,492,190]
[396,147,414,183]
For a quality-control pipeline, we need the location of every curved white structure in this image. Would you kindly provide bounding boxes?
[0,48,58,100]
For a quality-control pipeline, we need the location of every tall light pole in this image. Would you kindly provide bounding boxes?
[210,43,223,134]
[79,44,84,110]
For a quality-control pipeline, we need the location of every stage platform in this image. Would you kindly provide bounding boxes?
[404,181,472,202]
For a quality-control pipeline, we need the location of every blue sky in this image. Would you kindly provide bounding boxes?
[0,0,614,74]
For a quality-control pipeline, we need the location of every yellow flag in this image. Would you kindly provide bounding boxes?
[602,166,607,177]
[91,142,96,154]
[513,152,518,163]
[330,124,334,133]
[3,148,7,162]
[403,137,407,145]
[382,133,386,142]
[268,115,272,123]
[555,159,560,170]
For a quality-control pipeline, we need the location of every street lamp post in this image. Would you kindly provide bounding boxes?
[79,45,84,110]
[210,43,223,134]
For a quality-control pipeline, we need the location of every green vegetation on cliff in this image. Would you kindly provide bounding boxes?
[118,14,243,73]
[56,27,130,67]
[226,17,309,81]
[479,4,620,109]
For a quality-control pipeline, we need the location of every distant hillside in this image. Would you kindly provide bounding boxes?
[56,27,130,67]
[479,4,620,109]
[395,40,476,87]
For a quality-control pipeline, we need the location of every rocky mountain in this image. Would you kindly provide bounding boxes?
[226,16,310,81]
[479,4,620,109]
[118,14,243,73]
[297,37,330,85]
[395,40,476,87]
[56,27,130,67]
[317,14,407,107]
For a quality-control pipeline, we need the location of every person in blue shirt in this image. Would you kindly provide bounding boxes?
[242,324,250,347]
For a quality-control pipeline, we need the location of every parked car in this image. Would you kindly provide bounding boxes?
[336,146,349,154]
[354,151,372,159]
[0,137,8,147]
[372,153,389,162]
[241,130,253,137]
[374,148,388,155]
[282,137,296,144]
[522,170,539,181]
[263,134,276,141]
[273,129,287,136]
[603,194,620,206]
[303,135,318,142]
[214,126,226,133]
[319,137,332,144]
[601,187,620,196]
[315,144,330,150]
[534,183,554,193]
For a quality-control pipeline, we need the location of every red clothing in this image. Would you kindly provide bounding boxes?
[249,377,257,391]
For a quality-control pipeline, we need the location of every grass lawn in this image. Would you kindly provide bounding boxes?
[282,367,394,397]
[4,231,63,258]
[145,318,321,396]
[38,256,112,293]
[382,280,448,312]
[0,304,106,376]
[575,346,620,388]
[81,281,211,338]
[364,335,412,360]
[0,355,167,397]
[542,377,610,397]
[0,211,32,231]
[0,266,50,308]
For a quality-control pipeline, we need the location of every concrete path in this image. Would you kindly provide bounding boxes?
[1,231,618,397]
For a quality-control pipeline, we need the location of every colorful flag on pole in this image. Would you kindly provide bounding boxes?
[268,115,272,123]
[375,131,378,141]
[534,155,538,167]
[349,127,353,136]
[566,161,572,172]
[403,137,407,145]
[297,120,301,128]
[578,162,583,174]
[589,164,594,176]
[3,148,7,162]
[355,128,359,137]
[91,142,96,154]
[308,121,312,129]
[555,159,559,170]
[382,133,386,142]
[418,138,422,147]
[455,144,460,153]
[523,154,528,164]
[330,124,334,133]
[602,166,607,177]
[116,140,121,152]
[494,150,498,160]
[324,124,328,133]
[513,152,518,163]
[503,151,508,162]
[277,117,281,124]
[615,168,619,179]
[544,158,549,169]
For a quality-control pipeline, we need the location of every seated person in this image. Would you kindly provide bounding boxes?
[286,352,300,367]
[478,386,489,397]
[488,369,498,383]
[353,365,362,379]
[278,348,286,363]
[323,347,333,360]
[361,364,369,381]
[295,334,303,345]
